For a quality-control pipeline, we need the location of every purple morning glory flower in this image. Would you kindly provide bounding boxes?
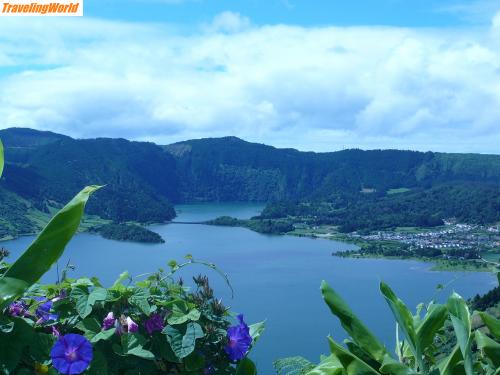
[224,314,252,361]
[102,312,115,330]
[35,298,59,323]
[50,334,93,375]
[8,300,29,317]
[144,313,164,335]
[126,317,138,333]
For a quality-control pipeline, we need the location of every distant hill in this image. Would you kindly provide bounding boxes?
[0,129,178,235]
[0,128,499,238]
[166,136,499,201]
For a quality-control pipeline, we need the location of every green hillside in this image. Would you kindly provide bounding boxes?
[167,137,499,201]
[0,128,498,239]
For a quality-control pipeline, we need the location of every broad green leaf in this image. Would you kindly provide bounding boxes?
[447,293,473,375]
[151,334,180,363]
[475,330,500,368]
[71,278,94,287]
[380,282,420,368]
[165,322,204,359]
[76,317,101,336]
[236,357,257,375]
[0,317,33,372]
[478,312,500,339]
[111,271,130,290]
[437,345,463,375]
[305,355,344,375]
[321,280,387,362]
[0,277,29,306]
[167,301,200,325]
[76,317,116,343]
[344,340,382,370]
[119,333,155,360]
[0,139,4,178]
[87,350,108,375]
[416,303,448,352]
[380,355,416,375]
[30,333,57,365]
[327,337,380,375]
[129,288,151,315]
[91,328,116,344]
[249,320,266,345]
[70,286,107,318]
[184,352,205,372]
[0,185,101,305]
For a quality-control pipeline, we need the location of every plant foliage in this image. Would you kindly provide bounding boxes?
[276,276,500,374]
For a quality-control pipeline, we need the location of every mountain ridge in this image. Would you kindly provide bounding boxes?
[0,127,498,238]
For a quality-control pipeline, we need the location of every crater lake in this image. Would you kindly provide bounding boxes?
[3,203,496,373]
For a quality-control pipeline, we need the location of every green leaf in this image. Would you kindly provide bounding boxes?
[321,280,387,363]
[305,355,344,375]
[111,271,130,290]
[438,345,463,375]
[380,355,416,375]
[380,282,420,369]
[478,312,500,340]
[129,288,151,315]
[120,333,155,360]
[91,328,116,344]
[475,330,500,368]
[447,292,473,375]
[165,322,204,359]
[70,286,107,318]
[167,301,201,325]
[0,185,101,305]
[236,357,257,375]
[87,349,108,375]
[30,333,57,365]
[327,337,380,375]
[76,317,101,336]
[249,320,265,346]
[416,303,448,352]
[0,318,33,372]
[0,139,4,178]
[76,317,116,343]
[184,352,205,372]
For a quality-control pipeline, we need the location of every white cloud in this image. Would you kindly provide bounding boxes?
[203,11,251,33]
[0,14,499,153]
[493,11,500,31]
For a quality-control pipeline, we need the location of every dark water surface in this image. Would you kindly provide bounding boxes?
[4,203,495,373]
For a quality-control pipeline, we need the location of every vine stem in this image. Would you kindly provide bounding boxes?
[160,258,234,299]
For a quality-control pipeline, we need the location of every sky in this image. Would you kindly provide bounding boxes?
[0,0,500,153]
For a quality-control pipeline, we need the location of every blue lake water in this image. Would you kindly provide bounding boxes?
[3,203,496,373]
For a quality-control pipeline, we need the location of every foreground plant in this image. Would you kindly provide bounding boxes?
[274,275,500,375]
[0,140,263,374]
[0,261,263,374]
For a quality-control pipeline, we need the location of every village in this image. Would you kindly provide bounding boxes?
[348,222,500,258]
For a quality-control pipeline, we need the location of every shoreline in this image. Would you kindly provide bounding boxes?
[3,213,499,274]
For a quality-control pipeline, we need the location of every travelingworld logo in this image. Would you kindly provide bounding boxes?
[1,0,82,16]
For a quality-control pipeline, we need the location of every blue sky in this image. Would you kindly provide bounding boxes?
[86,0,493,27]
[0,0,499,153]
